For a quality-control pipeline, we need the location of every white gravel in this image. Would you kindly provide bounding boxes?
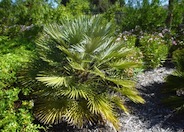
[117,67,184,132]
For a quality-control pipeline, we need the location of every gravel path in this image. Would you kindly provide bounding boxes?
[48,67,184,132]
[118,67,184,132]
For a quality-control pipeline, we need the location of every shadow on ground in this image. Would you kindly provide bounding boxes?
[128,81,184,132]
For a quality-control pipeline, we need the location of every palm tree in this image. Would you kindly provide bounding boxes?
[23,16,144,131]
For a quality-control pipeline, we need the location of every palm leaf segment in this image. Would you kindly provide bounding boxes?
[33,16,144,130]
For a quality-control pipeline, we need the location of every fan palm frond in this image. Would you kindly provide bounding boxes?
[60,86,89,100]
[36,76,68,88]
[111,95,129,114]
[117,87,145,103]
[109,61,142,69]
[43,24,66,47]
[107,78,135,88]
[87,94,120,130]
[64,100,92,127]
[34,97,70,124]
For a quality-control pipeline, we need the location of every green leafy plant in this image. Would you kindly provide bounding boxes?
[173,48,184,73]
[117,33,143,77]
[22,16,145,131]
[163,48,184,114]
[0,36,42,131]
[171,1,184,28]
[120,1,167,31]
[139,33,168,69]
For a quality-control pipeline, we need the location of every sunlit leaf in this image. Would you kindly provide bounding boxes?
[107,78,135,88]
[36,76,68,87]
[109,61,142,69]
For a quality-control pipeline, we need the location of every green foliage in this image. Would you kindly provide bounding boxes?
[0,0,16,35]
[52,0,90,22]
[139,33,168,69]
[15,0,52,25]
[120,6,140,31]
[162,48,184,114]
[120,1,167,31]
[22,16,144,131]
[0,36,42,131]
[118,0,184,32]
[117,33,143,76]
[1,0,184,38]
[0,0,91,38]
[171,1,184,27]
[118,32,168,69]
[65,0,90,16]
[89,0,119,13]
[173,49,184,75]
[0,0,49,37]
[102,2,123,28]
[169,24,184,53]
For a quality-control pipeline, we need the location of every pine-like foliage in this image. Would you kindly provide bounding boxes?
[22,16,144,131]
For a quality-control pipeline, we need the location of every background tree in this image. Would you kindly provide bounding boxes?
[165,0,175,29]
[0,0,15,35]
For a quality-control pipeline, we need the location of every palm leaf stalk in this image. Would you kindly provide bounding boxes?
[23,16,144,131]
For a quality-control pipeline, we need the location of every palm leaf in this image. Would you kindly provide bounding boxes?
[89,66,106,78]
[117,87,145,103]
[100,42,123,61]
[87,94,120,130]
[97,44,135,67]
[107,78,135,88]
[109,61,142,69]
[64,100,96,127]
[36,76,68,88]
[34,98,70,124]
[57,45,80,61]
[60,17,87,45]
[83,35,109,55]
[111,96,129,114]
[44,24,67,47]
[60,86,89,100]
[69,61,85,71]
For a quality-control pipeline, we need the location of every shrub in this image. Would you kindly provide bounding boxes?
[118,32,143,76]
[139,33,168,69]
[173,48,184,73]
[120,2,167,32]
[21,16,145,131]
[162,48,184,114]
[0,36,42,131]
[168,25,184,54]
